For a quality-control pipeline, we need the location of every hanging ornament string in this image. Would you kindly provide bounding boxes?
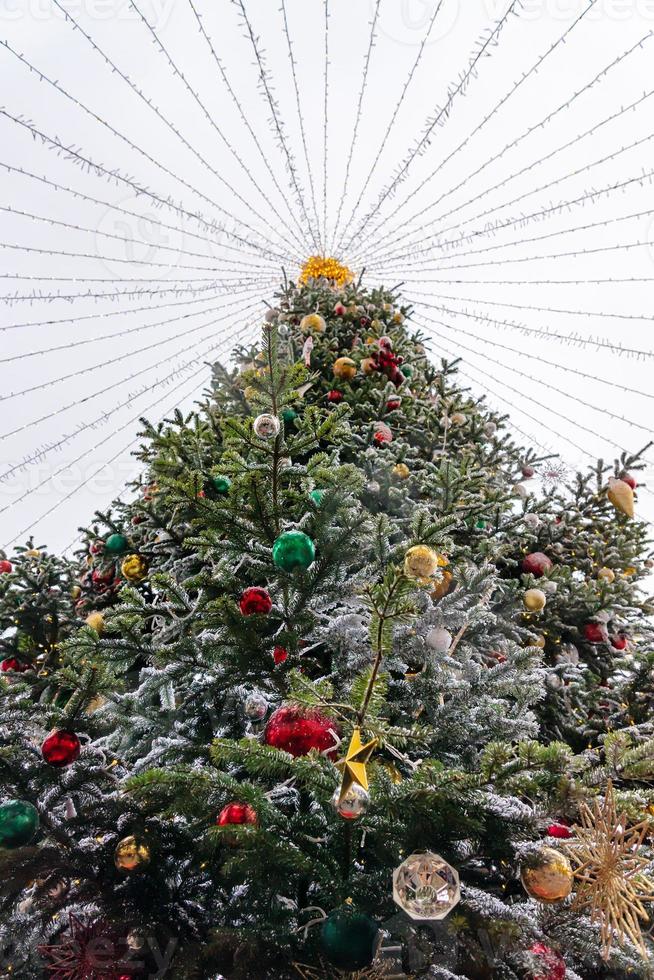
[322,0,330,251]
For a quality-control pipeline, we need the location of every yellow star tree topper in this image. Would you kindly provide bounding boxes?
[336,728,379,804]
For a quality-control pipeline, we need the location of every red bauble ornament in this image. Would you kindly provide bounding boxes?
[386,399,401,412]
[41,729,81,767]
[545,822,572,839]
[526,942,565,980]
[217,802,257,827]
[522,552,553,577]
[89,541,104,555]
[373,422,393,445]
[273,645,288,665]
[1,657,30,673]
[239,587,272,616]
[522,465,535,479]
[610,633,628,651]
[583,622,607,644]
[0,559,12,574]
[92,566,115,586]
[327,389,344,404]
[264,705,340,759]
[619,470,637,490]
[333,302,347,317]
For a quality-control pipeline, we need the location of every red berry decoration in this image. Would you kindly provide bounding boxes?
[373,422,393,445]
[526,942,565,980]
[522,552,553,577]
[327,389,344,404]
[239,587,272,616]
[1,658,30,673]
[264,705,340,759]
[610,633,628,651]
[41,729,81,767]
[619,470,637,490]
[545,822,572,839]
[583,622,607,644]
[0,560,12,574]
[273,646,288,665]
[217,802,257,827]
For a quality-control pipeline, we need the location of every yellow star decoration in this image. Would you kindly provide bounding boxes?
[299,256,354,288]
[566,781,654,960]
[336,728,379,803]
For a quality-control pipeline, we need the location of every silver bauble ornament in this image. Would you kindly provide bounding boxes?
[253,414,281,439]
[264,308,278,323]
[523,513,540,529]
[425,626,453,653]
[483,421,497,437]
[393,851,461,920]
[244,692,268,720]
[331,783,370,820]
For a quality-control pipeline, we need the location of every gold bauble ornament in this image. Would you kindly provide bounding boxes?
[392,463,410,480]
[523,588,546,612]
[25,549,41,558]
[392,311,404,325]
[607,478,634,518]
[450,412,467,426]
[520,846,573,903]
[361,357,377,375]
[597,567,615,584]
[404,545,441,584]
[332,357,357,381]
[532,634,546,649]
[114,835,151,872]
[300,313,327,334]
[430,570,454,601]
[121,554,148,583]
[70,585,82,600]
[622,566,637,577]
[85,612,105,635]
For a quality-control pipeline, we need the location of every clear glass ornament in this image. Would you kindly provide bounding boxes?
[331,783,369,820]
[244,692,268,720]
[393,851,460,920]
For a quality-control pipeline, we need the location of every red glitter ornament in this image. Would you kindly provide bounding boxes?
[327,390,344,404]
[264,705,340,759]
[273,646,288,665]
[0,559,12,574]
[386,399,401,412]
[1,657,31,673]
[583,622,607,644]
[545,822,572,839]
[41,729,81,767]
[373,422,393,445]
[610,633,628,651]
[521,552,553,577]
[217,802,257,827]
[92,566,115,586]
[239,587,272,616]
[526,942,565,980]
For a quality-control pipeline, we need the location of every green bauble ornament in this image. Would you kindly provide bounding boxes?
[400,364,413,378]
[211,475,231,495]
[104,533,128,555]
[282,407,297,424]
[272,531,316,572]
[475,519,486,529]
[319,907,379,971]
[0,800,39,848]
[310,489,325,506]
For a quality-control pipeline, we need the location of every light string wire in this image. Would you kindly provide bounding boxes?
[364,126,654,267]
[0,274,220,284]
[231,0,317,253]
[48,0,299,264]
[414,311,654,438]
[0,282,224,306]
[2,316,260,549]
[349,0,604,259]
[279,0,323,252]
[335,0,447,252]
[0,293,264,403]
[405,298,654,360]
[341,0,523,251]
[0,160,280,275]
[0,305,263,484]
[329,0,381,253]
[322,0,329,251]
[0,238,225,275]
[401,275,654,286]
[352,31,653,264]
[0,298,266,442]
[0,109,283,265]
[0,41,294,265]
[0,281,272,356]
[125,0,305,258]
[185,0,310,250]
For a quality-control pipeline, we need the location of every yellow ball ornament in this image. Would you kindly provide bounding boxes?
[25,549,41,558]
[392,311,404,325]
[333,357,357,381]
[300,313,327,334]
[114,835,151,872]
[430,570,454,601]
[520,846,573,903]
[597,567,615,584]
[361,357,377,375]
[70,585,82,600]
[85,612,105,635]
[404,545,441,584]
[523,588,546,612]
[393,463,410,480]
[121,554,148,583]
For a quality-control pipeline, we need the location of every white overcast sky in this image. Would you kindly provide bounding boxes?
[0,0,653,554]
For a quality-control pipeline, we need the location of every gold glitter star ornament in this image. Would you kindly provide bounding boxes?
[566,782,654,959]
[336,728,378,803]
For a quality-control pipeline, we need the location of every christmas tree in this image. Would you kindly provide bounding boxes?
[2,262,654,979]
